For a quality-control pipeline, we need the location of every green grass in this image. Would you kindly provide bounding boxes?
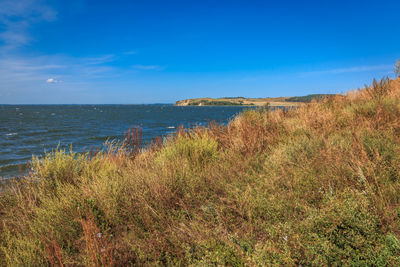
[1,77,400,266]
[187,99,249,106]
[285,94,335,103]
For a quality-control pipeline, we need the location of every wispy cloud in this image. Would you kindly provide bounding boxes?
[1,58,65,71]
[124,50,137,55]
[0,0,56,20]
[0,52,126,104]
[0,54,121,84]
[300,64,393,77]
[0,1,126,85]
[132,64,164,71]
[82,54,116,65]
[0,0,57,51]
[0,1,164,103]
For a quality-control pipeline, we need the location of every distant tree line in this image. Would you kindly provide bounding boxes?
[285,94,335,103]
[188,100,252,106]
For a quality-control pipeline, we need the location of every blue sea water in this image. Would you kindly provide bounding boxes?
[0,104,259,178]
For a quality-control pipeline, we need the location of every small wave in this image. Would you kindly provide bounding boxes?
[0,142,13,147]
[47,128,64,133]
[6,133,17,136]
[167,126,175,129]
[0,163,29,178]
[0,158,18,165]
[51,113,56,115]
[24,130,48,136]
[0,163,22,172]
[89,135,121,141]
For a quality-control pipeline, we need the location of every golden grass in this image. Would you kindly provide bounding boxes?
[1,77,400,265]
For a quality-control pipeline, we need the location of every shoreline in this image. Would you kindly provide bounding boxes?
[174,94,333,106]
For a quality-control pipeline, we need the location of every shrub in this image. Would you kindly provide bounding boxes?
[156,131,219,167]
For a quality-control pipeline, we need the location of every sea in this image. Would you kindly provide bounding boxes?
[0,104,262,178]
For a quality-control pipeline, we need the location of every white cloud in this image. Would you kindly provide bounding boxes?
[46,78,59,83]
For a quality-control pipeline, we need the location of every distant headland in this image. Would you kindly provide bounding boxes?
[174,94,335,106]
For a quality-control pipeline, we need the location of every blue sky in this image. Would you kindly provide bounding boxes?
[0,0,399,104]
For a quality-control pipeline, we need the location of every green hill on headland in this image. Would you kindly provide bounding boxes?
[174,94,334,106]
[1,77,400,265]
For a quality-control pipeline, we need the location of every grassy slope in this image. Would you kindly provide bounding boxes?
[174,95,334,106]
[174,97,305,106]
[1,78,400,266]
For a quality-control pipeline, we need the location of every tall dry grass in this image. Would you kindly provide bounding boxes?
[1,77,400,266]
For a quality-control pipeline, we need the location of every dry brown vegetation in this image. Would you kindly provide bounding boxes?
[1,77,400,266]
